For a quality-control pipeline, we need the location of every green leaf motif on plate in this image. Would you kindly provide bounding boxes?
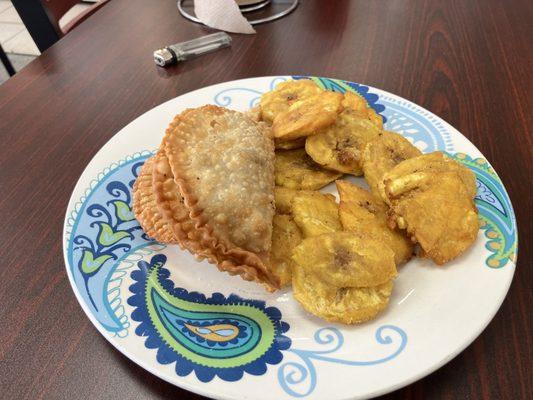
[97,222,132,246]
[81,250,112,275]
[113,200,135,222]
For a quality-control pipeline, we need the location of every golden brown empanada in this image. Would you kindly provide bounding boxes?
[163,105,280,290]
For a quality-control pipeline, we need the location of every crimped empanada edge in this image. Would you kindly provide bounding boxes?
[132,156,178,244]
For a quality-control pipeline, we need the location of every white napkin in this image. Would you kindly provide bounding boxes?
[194,0,256,34]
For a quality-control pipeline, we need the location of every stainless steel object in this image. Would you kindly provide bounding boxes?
[177,0,299,26]
[153,32,232,67]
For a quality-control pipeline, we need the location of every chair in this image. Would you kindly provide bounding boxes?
[11,0,109,53]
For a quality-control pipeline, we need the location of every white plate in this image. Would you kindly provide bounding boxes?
[63,76,517,400]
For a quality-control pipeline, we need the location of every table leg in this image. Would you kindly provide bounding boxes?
[0,44,16,76]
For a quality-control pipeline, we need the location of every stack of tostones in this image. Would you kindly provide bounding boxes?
[305,92,383,175]
[133,105,280,291]
[264,80,479,323]
[270,182,397,324]
[263,79,386,185]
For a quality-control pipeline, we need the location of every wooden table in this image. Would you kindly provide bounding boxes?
[0,0,531,398]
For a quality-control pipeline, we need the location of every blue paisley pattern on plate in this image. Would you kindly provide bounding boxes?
[127,254,291,382]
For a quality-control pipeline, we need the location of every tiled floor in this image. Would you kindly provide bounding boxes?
[0,0,93,83]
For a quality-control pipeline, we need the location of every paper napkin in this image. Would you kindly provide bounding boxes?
[194,0,256,34]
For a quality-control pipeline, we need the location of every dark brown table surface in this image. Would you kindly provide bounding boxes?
[0,0,531,399]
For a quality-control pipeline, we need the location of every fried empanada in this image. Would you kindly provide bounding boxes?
[260,79,324,123]
[272,91,343,141]
[292,191,341,237]
[275,148,342,190]
[163,105,279,290]
[292,232,396,288]
[362,131,422,199]
[336,180,413,266]
[305,108,382,175]
[271,214,302,287]
[132,156,177,244]
[292,264,393,324]
[382,154,479,265]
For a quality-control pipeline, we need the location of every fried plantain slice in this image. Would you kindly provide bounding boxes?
[275,137,306,150]
[341,91,368,111]
[292,191,341,237]
[362,130,422,199]
[292,264,393,324]
[260,79,324,123]
[305,108,382,175]
[274,186,299,215]
[381,152,477,200]
[275,148,342,190]
[342,91,383,129]
[271,214,302,287]
[292,232,396,287]
[336,180,413,266]
[382,155,479,265]
[272,91,343,141]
